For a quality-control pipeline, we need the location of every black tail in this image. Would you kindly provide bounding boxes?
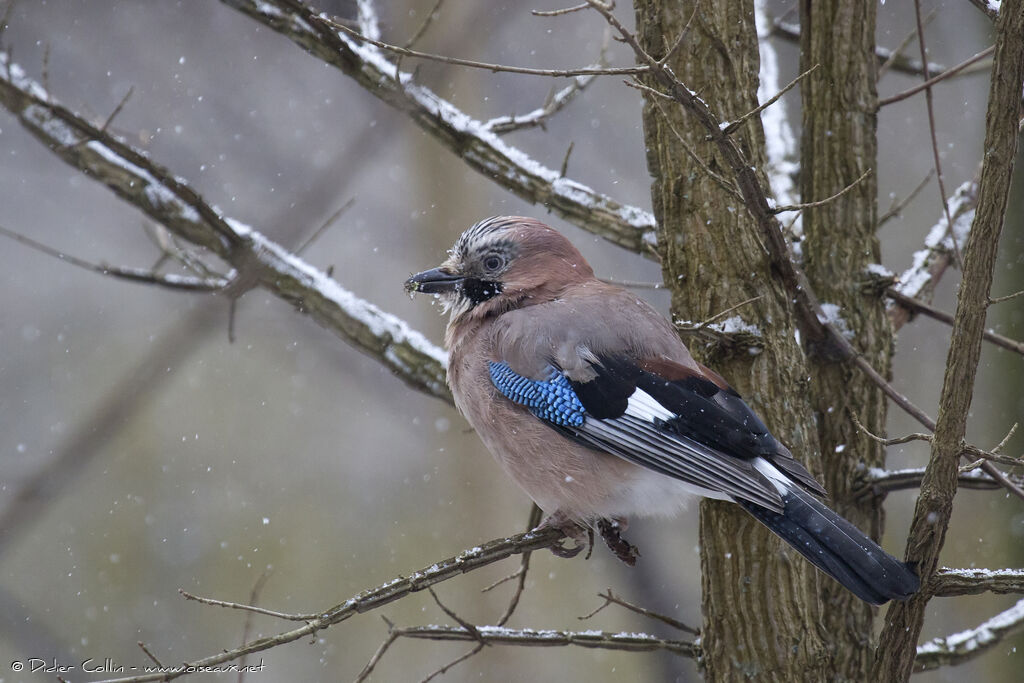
[739,487,919,605]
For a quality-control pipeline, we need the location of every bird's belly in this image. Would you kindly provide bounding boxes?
[465,396,730,521]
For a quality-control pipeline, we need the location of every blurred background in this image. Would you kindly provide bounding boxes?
[0,1,1020,681]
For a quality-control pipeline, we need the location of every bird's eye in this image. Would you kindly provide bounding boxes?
[483,254,504,271]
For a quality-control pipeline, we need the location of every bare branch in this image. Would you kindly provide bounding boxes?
[772,19,949,79]
[650,97,744,201]
[492,504,544,626]
[912,0,962,269]
[136,642,164,669]
[219,0,658,255]
[878,45,995,107]
[403,0,445,49]
[931,568,1024,597]
[532,3,590,18]
[885,288,1024,356]
[878,8,936,78]
[770,169,871,214]
[100,85,134,133]
[877,169,934,228]
[0,223,229,292]
[484,29,609,135]
[579,589,699,636]
[990,288,1024,305]
[294,197,356,255]
[328,17,646,78]
[89,527,565,683]
[179,588,314,622]
[721,63,819,136]
[914,599,1024,672]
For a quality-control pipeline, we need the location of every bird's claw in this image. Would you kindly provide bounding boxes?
[536,512,591,559]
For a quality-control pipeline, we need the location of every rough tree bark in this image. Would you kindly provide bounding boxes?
[634,1,839,679]
[799,1,888,678]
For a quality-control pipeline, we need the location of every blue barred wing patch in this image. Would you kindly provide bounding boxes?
[488,361,585,427]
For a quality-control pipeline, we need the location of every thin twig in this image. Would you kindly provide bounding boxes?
[295,197,355,255]
[179,588,316,621]
[354,624,400,683]
[238,568,273,683]
[657,2,698,68]
[885,288,1024,356]
[100,85,134,133]
[326,18,647,78]
[403,0,445,48]
[485,29,610,135]
[877,169,934,228]
[136,642,164,669]
[990,288,1024,305]
[722,63,819,135]
[531,3,589,17]
[773,18,949,79]
[770,169,871,214]
[878,9,936,78]
[579,589,699,635]
[651,97,744,201]
[419,644,485,683]
[559,140,574,177]
[913,0,961,269]
[878,45,994,107]
[493,503,543,626]
[0,223,228,292]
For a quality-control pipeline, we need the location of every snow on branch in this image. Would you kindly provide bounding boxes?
[389,623,696,655]
[914,598,1024,672]
[889,178,978,328]
[220,0,658,255]
[932,567,1024,597]
[0,50,449,403]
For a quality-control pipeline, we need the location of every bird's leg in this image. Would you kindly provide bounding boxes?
[597,517,639,567]
[535,510,590,559]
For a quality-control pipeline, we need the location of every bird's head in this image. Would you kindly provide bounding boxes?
[405,216,594,324]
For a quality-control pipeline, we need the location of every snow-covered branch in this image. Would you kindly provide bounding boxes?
[862,467,1007,495]
[931,567,1024,597]
[220,0,658,255]
[915,599,1024,672]
[390,623,696,655]
[0,51,450,403]
[889,179,978,329]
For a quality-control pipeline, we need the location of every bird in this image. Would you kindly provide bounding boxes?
[405,215,920,605]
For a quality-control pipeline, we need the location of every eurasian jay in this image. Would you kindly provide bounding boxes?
[406,216,919,605]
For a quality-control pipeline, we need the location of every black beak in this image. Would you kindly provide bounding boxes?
[404,267,464,294]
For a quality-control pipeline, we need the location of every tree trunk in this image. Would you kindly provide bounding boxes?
[633,0,898,678]
[799,1,888,679]
[634,1,837,679]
